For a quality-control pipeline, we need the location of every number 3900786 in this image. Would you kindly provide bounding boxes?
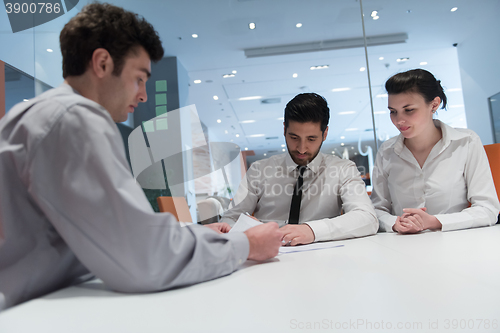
[5,3,61,14]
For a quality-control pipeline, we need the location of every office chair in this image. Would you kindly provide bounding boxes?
[483,144,500,224]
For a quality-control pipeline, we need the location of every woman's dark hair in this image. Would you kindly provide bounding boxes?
[385,69,447,109]
[284,93,330,133]
[60,3,164,78]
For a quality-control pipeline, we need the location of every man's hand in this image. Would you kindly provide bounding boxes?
[244,222,283,261]
[204,222,231,234]
[280,224,315,246]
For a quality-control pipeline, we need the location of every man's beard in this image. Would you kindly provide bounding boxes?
[287,140,323,166]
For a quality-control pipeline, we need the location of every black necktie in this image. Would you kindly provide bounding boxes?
[288,166,306,224]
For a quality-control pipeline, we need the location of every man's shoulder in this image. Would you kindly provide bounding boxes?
[7,84,105,122]
[2,84,115,148]
[321,152,354,168]
[250,153,286,169]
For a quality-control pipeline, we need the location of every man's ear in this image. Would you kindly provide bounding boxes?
[322,126,329,141]
[91,48,114,78]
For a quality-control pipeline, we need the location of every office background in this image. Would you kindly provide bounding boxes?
[1,0,499,219]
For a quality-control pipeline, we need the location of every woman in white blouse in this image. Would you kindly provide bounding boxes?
[371,69,500,233]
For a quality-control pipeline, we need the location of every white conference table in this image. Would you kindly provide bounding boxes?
[1,225,499,333]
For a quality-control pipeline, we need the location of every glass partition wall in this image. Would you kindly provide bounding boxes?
[1,0,498,220]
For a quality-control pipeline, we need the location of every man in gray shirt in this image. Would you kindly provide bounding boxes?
[221,93,377,246]
[0,3,282,310]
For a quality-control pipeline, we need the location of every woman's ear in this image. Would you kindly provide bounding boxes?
[431,96,441,111]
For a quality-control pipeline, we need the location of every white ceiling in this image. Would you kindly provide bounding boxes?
[1,0,498,162]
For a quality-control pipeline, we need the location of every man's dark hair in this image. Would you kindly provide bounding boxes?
[60,3,164,78]
[284,93,330,133]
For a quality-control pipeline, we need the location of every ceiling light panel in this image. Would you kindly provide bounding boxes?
[310,65,329,70]
[244,33,408,58]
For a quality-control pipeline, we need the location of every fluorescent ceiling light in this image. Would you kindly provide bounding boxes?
[451,7,458,12]
[247,134,265,138]
[281,144,285,147]
[277,117,284,120]
[236,134,240,137]
[373,16,379,20]
[282,148,286,152]
[345,128,358,131]
[23,99,29,101]
[264,153,267,156]
[396,57,410,62]
[360,67,366,71]
[371,11,378,17]
[225,130,228,134]
[244,33,408,58]
[232,70,237,74]
[341,143,345,146]
[46,48,53,52]
[296,23,302,28]
[332,87,351,92]
[376,93,388,98]
[192,34,198,38]
[249,22,256,30]
[446,88,462,92]
[223,74,235,78]
[420,61,428,65]
[340,136,345,139]
[239,96,262,101]
[193,80,201,84]
[240,120,256,124]
[293,73,298,78]
[213,95,219,100]
[245,148,248,151]
[338,111,356,115]
[310,65,329,70]
[217,119,221,123]
[379,56,384,60]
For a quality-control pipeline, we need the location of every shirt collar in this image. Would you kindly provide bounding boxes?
[285,151,324,175]
[391,119,467,156]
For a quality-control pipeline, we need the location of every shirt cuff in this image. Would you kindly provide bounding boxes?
[378,215,397,233]
[303,221,329,242]
[434,213,465,232]
[221,231,250,266]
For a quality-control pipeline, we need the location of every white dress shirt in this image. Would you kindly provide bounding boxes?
[221,152,378,242]
[371,120,500,232]
[0,84,249,310]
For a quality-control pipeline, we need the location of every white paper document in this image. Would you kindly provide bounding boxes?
[228,214,262,233]
[279,242,344,254]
